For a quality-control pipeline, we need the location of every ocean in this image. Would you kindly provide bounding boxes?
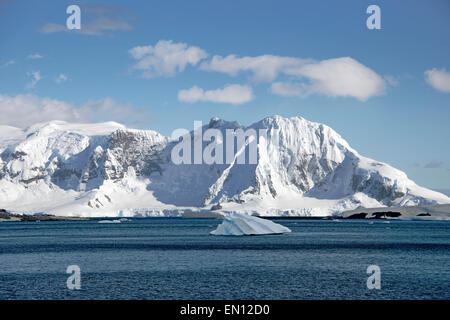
[0,218,448,299]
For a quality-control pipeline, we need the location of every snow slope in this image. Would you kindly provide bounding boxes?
[0,116,449,217]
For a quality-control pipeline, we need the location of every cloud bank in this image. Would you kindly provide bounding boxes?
[129,40,387,101]
[128,40,388,101]
[178,84,253,105]
[0,94,150,128]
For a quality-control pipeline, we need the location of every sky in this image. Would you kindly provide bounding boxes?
[0,0,449,192]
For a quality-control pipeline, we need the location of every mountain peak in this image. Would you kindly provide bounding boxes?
[0,115,449,217]
[207,117,241,129]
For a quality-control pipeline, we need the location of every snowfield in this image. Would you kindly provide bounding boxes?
[0,116,449,217]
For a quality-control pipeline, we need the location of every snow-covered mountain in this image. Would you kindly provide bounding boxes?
[0,116,449,217]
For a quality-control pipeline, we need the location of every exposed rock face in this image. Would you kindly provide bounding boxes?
[0,124,168,192]
[0,117,449,216]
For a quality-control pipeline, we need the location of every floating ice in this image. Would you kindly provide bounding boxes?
[210,213,291,236]
[98,219,121,224]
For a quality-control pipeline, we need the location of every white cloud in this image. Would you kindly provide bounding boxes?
[0,94,150,128]
[40,18,133,36]
[0,94,81,128]
[200,53,385,100]
[55,74,69,84]
[200,54,311,82]
[271,82,304,97]
[287,57,386,101]
[39,22,67,34]
[1,60,15,68]
[127,40,386,101]
[129,40,208,78]
[27,53,44,60]
[26,71,42,89]
[425,68,450,93]
[178,84,253,105]
[383,75,399,87]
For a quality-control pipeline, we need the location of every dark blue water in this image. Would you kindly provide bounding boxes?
[0,218,449,299]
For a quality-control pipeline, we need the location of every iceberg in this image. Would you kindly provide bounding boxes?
[210,213,291,236]
[98,219,122,224]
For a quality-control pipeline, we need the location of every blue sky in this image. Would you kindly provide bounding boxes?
[0,0,450,191]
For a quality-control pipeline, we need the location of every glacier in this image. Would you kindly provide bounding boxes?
[210,213,291,236]
[0,116,449,217]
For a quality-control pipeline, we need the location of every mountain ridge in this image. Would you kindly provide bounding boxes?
[0,116,449,217]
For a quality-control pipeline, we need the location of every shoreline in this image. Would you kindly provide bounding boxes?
[2,203,450,222]
[0,209,92,222]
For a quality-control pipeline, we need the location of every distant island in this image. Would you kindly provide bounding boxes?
[0,209,91,222]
